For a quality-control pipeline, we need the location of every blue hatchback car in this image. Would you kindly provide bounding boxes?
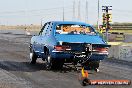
[29,21,110,70]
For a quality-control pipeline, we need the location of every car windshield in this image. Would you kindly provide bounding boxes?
[55,24,96,35]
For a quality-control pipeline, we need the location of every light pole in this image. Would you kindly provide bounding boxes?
[41,17,44,27]
[63,0,65,21]
[63,7,64,21]
[41,19,42,27]
[97,0,99,29]
[78,0,81,21]
[85,0,88,23]
[72,0,75,21]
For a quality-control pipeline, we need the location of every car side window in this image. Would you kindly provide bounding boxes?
[39,27,43,35]
[42,23,49,35]
[46,22,53,36]
[42,22,52,36]
[39,23,47,35]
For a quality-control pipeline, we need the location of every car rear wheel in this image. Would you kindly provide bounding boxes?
[53,60,63,70]
[30,49,37,64]
[45,53,63,70]
[84,61,100,72]
[93,61,100,72]
[45,54,53,70]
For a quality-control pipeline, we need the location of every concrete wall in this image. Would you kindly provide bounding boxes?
[108,44,132,62]
[119,45,132,61]
[108,45,120,59]
[124,34,132,42]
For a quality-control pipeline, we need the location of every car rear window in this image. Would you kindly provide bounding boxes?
[55,24,96,35]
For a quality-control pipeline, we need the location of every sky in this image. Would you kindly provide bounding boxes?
[0,0,132,25]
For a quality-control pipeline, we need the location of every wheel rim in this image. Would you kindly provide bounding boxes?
[95,68,100,72]
[46,55,52,70]
[30,53,33,60]
[47,55,51,63]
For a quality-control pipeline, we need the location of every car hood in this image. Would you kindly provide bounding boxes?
[55,34,105,44]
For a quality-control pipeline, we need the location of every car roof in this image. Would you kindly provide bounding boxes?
[48,21,91,26]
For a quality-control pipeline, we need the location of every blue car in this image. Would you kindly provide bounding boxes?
[29,21,110,71]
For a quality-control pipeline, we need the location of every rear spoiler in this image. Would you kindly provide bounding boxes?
[58,42,111,48]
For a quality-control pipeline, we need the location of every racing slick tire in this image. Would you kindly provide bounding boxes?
[45,54,53,70]
[30,49,37,64]
[84,61,100,72]
[91,61,100,72]
[53,60,63,70]
[45,54,63,70]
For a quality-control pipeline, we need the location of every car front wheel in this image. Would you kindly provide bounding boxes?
[30,49,37,64]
